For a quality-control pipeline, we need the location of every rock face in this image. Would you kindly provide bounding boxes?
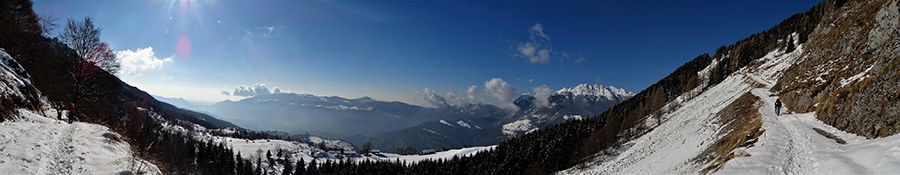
[775,0,900,138]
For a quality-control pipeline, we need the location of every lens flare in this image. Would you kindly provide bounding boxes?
[176,37,191,59]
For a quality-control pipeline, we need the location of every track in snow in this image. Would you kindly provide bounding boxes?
[0,110,161,174]
[717,84,900,174]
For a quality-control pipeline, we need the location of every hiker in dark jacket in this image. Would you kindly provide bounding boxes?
[68,103,77,123]
[775,98,782,116]
[56,102,63,120]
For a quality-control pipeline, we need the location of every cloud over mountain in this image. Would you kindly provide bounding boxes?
[115,47,173,76]
[230,83,281,97]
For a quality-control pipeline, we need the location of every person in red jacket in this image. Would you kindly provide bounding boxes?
[68,103,77,124]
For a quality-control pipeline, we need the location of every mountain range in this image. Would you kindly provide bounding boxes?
[203,84,634,151]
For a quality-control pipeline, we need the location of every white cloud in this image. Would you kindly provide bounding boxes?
[415,87,448,108]
[532,85,552,107]
[465,85,478,100]
[116,47,173,76]
[273,87,282,94]
[530,23,549,40]
[232,85,254,97]
[245,25,278,38]
[528,79,534,83]
[362,86,371,92]
[514,23,553,64]
[513,23,588,65]
[231,83,277,97]
[260,26,274,37]
[575,52,587,64]
[221,90,231,96]
[445,85,481,107]
[253,84,270,96]
[484,78,520,110]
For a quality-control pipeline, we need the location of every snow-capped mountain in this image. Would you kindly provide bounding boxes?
[365,84,633,151]
[554,84,634,102]
[504,84,634,138]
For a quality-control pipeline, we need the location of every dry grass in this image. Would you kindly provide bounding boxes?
[694,92,764,174]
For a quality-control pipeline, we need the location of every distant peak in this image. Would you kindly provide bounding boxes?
[555,84,635,98]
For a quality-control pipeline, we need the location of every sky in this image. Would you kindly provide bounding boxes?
[34,0,823,107]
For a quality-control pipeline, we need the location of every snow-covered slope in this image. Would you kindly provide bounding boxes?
[193,129,494,174]
[308,136,356,151]
[715,89,900,174]
[0,48,42,115]
[564,33,900,174]
[0,110,161,174]
[0,49,160,174]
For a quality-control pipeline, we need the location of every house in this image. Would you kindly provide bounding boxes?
[343,150,359,157]
[420,149,436,155]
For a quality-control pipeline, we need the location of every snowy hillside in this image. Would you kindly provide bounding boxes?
[563,33,900,174]
[0,49,42,116]
[308,136,356,151]
[0,49,161,174]
[0,110,161,174]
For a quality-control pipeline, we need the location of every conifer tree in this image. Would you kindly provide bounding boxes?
[294,158,306,175]
[256,157,262,175]
[282,158,293,175]
[308,159,318,174]
[236,153,244,174]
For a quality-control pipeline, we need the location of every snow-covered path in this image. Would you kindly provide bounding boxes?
[0,110,161,174]
[717,87,900,174]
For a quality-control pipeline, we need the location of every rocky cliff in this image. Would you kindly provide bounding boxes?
[774,0,900,138]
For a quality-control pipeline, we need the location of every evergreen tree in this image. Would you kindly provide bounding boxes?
[308,159,318,175]
[267,150,275,167]
[282,158,293,175]
[256,157,262,175]
[294,158,306,175]
[236,153,244,175]
[277,149,283,158]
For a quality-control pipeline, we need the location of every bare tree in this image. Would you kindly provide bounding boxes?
[362,142,373,154]
[60,17,101,58]
[38,13,57,37]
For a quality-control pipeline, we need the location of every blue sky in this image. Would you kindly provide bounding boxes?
[34,0,822,107]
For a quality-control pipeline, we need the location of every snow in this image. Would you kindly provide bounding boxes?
[564,34,900,174]
[839,64,874,88]
[502,119,536,137]
[194,131,494,174]
[0,49,33,101]
[716,89,900,174]
[563,37,801,174]
[0,110,160,175]
[307,136,355,151]
[375,145,496,162]
[456,120,472,128]
[555,84,635,100]
[562,72,757,174]
[439,119,454,127]
[563,115,583,121]
[422,128,445,137]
